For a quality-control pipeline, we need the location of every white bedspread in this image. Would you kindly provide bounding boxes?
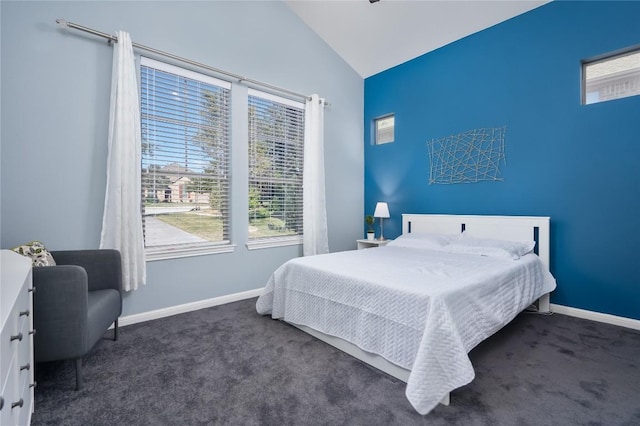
[256,246,556,414]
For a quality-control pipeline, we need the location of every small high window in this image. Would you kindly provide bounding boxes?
[375,115,395,145]
[583,48,640,105]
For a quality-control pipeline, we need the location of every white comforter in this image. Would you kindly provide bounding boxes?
[256,246,556,414]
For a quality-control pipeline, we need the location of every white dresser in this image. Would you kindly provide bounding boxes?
[1,250,35,426]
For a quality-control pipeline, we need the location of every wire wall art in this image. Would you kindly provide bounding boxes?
[427,126,507,185]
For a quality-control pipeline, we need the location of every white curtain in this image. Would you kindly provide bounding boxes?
[303,94,329,256]
[99,31,146,291]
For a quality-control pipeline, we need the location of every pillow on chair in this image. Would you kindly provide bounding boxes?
[12,240,57,266]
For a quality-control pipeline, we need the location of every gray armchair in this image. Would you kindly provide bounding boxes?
[33,249,122,390]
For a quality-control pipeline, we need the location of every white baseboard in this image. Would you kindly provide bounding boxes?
[118,288,264,327]
[550,303,640,331]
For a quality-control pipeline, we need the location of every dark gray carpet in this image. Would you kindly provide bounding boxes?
[32,298,640,426]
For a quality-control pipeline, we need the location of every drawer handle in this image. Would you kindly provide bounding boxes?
[28,287,35,293]
[29,329,36,336]
[11,399,24,409]
[30,382,37,389]
[20,363,31,371]
[10,332,23,342]
[19,310,30,317]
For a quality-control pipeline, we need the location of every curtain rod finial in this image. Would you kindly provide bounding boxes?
[56,18,69,28]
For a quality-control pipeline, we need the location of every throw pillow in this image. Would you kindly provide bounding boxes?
[11,240,56,266]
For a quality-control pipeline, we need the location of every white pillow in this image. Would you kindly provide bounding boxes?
[444,232,535,260]
[387,232,457,250]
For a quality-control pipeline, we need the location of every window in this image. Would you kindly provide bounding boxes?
[247,89,305,248]
[140,57,232,259]
[583,48,640,105]
[375,114,395,144]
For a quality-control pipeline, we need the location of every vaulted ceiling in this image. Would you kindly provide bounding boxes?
[285,0,550,78]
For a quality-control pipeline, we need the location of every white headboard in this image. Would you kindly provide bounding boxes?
[402,214,551,271]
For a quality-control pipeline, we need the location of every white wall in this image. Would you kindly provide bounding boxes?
[0,1,364,316]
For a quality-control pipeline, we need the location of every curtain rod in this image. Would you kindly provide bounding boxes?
[55,18,329,106]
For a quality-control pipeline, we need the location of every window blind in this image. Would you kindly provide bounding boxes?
[140,57,232,258]
[248,89,305,243]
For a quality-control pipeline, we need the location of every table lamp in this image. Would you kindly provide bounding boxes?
[373,202,390,240]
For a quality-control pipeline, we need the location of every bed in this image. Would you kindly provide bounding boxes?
[256,214,556,414]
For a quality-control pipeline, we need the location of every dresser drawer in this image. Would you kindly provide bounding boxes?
[17,364,33,426]
[0,352,18,426]
[0,311,18,387]
[17,331,31,376]
[0,368,31,426]
[15,287,31,332]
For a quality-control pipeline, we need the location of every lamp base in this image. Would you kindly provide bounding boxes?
[378,217,386,242]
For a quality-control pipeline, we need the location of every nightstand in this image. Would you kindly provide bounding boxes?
[357,239,392,250]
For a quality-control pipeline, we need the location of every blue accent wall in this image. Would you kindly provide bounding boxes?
[364,1,640,320]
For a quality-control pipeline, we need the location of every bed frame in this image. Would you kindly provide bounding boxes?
[294,213,553,407]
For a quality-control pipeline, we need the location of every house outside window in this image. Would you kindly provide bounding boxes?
[583,49,640,105]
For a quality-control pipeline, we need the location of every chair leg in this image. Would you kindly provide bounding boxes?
[114,318,119,341]
[75,358,83,391]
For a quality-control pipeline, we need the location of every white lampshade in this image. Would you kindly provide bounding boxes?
[373,202,390,218]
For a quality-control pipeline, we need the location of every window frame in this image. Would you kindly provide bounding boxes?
[374,114,395,145]
[140,57,235,261]
[246,88,305,250]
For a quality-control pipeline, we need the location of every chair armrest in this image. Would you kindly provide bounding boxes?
[32,265,89,362]
[51,249,122,294]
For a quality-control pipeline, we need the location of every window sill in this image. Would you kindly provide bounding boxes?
[246,236,302,251]
[145,242,236,262]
